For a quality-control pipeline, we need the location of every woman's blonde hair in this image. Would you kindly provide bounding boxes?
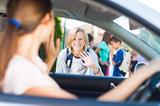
[66,28,89,51]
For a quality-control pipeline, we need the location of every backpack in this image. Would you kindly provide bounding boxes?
[119,49,131,73]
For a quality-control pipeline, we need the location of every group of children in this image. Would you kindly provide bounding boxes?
[89,31,132,78]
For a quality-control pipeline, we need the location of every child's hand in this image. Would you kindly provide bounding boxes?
[79,51,101,74]
[79,51,94,68]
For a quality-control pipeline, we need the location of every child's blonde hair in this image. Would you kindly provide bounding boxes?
[66,27,89,51]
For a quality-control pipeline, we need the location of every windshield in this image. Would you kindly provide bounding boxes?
[114,16,160,54]
[136,28,160,54]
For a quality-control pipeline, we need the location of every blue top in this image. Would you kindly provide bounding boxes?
[98,41,110,62]
[112,49,124,77]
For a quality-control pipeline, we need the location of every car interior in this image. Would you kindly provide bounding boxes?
[0,0,159,105]
[51,0,160,101]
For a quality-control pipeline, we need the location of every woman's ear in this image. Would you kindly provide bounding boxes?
[41,13,52,25]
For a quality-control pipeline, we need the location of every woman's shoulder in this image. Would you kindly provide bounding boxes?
[7,55,42,74]
[3,55,60,95]
[8,55,32,67]
[59,48,67,53]
[88,48,97,56]
[59,48,70,55]
[58,48,69,59]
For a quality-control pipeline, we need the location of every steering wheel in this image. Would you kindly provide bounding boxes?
[127,72,160,102]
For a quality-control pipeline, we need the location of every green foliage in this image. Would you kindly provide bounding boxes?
[39,17,63,72]
[54,17,62,42]
[52,17,63,72]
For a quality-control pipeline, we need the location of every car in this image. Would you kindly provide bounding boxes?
[0,0,159,105]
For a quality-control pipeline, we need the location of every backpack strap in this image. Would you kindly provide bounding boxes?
[65,48,73,70]
[86,47,89,52]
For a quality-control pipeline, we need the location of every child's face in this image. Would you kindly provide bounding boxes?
[71,32,86,52]
[110,41,120,50]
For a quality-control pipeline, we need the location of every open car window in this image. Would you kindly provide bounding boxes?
[54,17,148,78]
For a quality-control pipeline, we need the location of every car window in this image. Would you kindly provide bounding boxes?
[54,17,148,78]
[114,16,160,54]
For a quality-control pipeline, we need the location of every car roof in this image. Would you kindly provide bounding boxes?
[0,0,159,33]
[0,0,160,60]
[52,0,160,34]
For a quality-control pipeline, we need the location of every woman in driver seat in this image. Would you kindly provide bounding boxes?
[0,0,160,102]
